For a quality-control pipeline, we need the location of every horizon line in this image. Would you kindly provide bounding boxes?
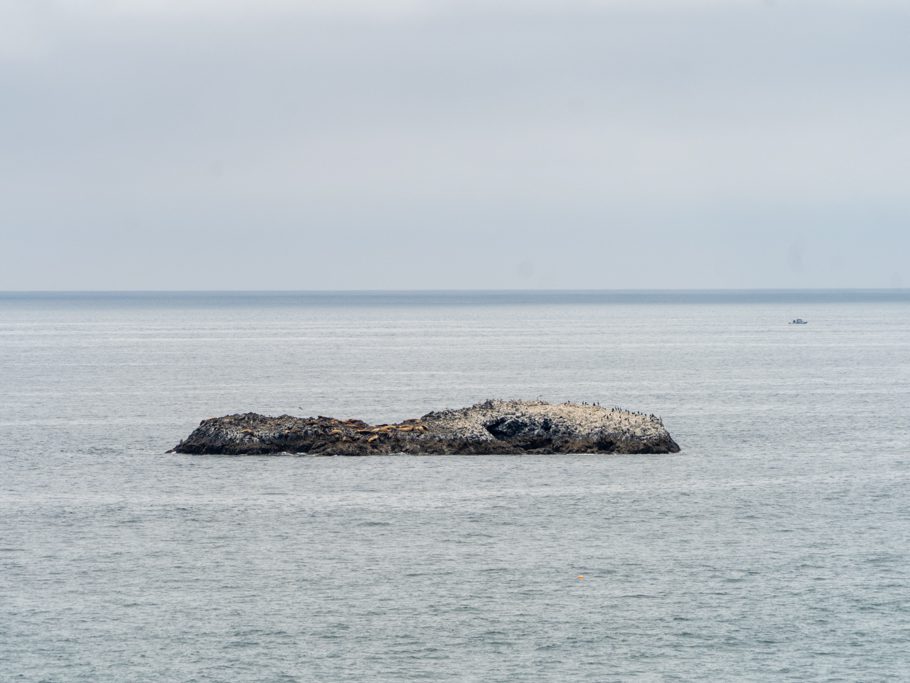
[2,287,909,295]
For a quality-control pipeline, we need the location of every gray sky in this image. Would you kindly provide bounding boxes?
[1,0,908,290]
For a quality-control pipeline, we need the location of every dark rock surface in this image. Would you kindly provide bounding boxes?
[170,400,680,455]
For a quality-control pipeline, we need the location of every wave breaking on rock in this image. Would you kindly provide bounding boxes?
[169,400,680,455]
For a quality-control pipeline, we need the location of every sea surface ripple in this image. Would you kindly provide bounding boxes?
[1,291,908,681]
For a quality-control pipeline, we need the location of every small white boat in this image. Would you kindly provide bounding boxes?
[789,318,808,325]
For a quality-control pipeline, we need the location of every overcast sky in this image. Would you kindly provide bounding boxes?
[1,0,908,290]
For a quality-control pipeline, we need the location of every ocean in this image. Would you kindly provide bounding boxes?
[1,290,908,681]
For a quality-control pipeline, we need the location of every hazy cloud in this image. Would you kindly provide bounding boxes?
[1,0,908,289]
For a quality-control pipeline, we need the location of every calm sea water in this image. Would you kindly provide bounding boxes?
[1,291,909,681]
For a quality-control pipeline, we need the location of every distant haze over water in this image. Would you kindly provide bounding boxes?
[2,288,909,306]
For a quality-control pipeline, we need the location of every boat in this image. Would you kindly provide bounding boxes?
[789,318,808,325]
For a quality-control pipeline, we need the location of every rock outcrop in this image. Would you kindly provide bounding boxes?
[170,400,680,455]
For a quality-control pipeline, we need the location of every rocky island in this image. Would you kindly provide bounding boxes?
[170,399,680,455]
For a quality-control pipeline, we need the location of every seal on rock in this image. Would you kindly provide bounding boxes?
[169,399,680,455]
